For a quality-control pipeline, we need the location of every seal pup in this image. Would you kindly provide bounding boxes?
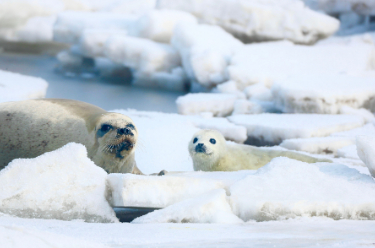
[0,99,143,174]
[189,129,331,171]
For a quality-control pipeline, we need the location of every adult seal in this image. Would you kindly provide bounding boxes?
[0,99,143,174]
[189,129,331,171]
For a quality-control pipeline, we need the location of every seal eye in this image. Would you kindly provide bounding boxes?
[210,138,216,145]
[193,137,198,143]
[100,124,112,132]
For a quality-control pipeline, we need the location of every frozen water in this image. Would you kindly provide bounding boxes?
[357,136,375,178]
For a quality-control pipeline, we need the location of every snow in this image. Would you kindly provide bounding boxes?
[53,11,137,44]
[272,74,375,114]
[232,99,263,115]
[132,10,197,43]
[339,106,375,123]
[228,113,365,145]
[244,83,272,101]
[229,157,375,221]
[171,23,243,88]
[228,41,375,91]
[133,189,243,224]
[337,144,360,160]
[0,69,48,103]
[357,136,375,178]
[176,93,238,117]
[158,0,339,44]
[108,174,224,208]
[0,143,117,223]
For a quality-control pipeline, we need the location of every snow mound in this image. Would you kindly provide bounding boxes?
[272,74,375,114]
[133,189,243,224]
[133,9,197,43]
[112,110,199,174]
[53,11,137,44]
[228,41,375,90]
[357,136,375,178]
[228,114,365,145]
[0,143,117,223]
[0,70,48,103]
[171,23,243,88]
[176,93,237,117]
[158,0,339,44]
[229,157,375,221]
[107,174,224,208]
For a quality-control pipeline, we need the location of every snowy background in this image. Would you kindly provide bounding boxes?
[1,0,375,247]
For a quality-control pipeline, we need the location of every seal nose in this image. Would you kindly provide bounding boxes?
[195,143,206,153]
[117,128,131,136]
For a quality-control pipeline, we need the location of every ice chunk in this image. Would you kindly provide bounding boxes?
[332,123,375,138]
[357,136,375,178]
[53,11,137,44]
[0,70,48,103]
[229,42,375,90]
[111,110,200,174]
[176,93,237,117]
[280,137,355,155]
[337,144,360,160]
[107,174,224,208]
[133,9,197,43]
[171,23,243,87]
[340,106,375,123]
[212,80,246,99]
[158,0,339,44]
[244,83,272,101]
[105,35,181,74]
[0,143,117,223]
[228,114,365,145]
[272,74,375,114]
[133,189,243,224]
[79,29,127,57]
[229,157,375,221]
[232,99,263,115]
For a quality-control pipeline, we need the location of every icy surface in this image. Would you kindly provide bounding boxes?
[0,69,48,103]
[133,189,243,224]
[228,41,375,91]
[228,114,365,145]
[176,93,237,117]
[158,0,339,44]
[107,174,224,208]
[272,74,375,114]
[357,136,375,178]
[0,143,117,223]
[337,145,360,160]
[171,23,243,87]
[229,157,375,221]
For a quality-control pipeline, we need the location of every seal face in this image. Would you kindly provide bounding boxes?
[189,129,331,172]
[0,99,142,174]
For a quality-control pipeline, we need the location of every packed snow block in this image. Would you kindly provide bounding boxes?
[107,174,225,208]
[0,143,117,223]
[184,114,248,143]
[228,114,365,146]
[158,0,339,44]
[357,136,375,178]
[280,137,355,155]
[228,41,375,90]
[0,70,48,103]
[176,93,237,117]
[53,11,137,44]
[79,29,127,57]
[229,157,375,221]
[111,110,200,174]
[171,23,243,88]
[133,189,243,224]
[272,74,375,114]
[133,9,197,43]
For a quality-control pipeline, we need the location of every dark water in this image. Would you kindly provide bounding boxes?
[0,52,183,112]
